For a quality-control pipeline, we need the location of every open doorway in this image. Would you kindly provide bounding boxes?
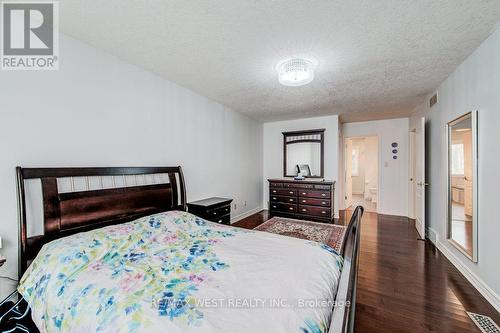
[344,136,379,212]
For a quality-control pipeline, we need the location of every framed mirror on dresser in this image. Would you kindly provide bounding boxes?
[283,129,325,178]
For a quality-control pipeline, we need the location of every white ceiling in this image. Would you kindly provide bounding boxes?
[59,1,500,122]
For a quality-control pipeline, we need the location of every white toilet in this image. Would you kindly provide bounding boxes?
[369,188,378,203]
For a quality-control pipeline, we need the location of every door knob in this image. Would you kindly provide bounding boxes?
[417,182,429,186]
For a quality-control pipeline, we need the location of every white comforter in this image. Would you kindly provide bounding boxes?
[18,211,343,333]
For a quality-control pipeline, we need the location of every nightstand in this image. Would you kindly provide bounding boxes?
[0,256,17,302]
[187,197,233,225]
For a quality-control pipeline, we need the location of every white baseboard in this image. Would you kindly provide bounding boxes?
[230,206,263,224]
[414,218,424,238]
[426,226,437,243]
[429,228,500,312]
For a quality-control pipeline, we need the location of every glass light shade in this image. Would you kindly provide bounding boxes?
[277,58,315,87]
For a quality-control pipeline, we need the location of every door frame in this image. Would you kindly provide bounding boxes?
[344,138,353,209]
[409,129,417,219]
[343,135,380,212]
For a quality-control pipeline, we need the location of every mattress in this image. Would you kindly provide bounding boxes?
[18,211,343,333]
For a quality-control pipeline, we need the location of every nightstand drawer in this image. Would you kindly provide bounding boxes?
[270,195,297,204]
[213,214,231,225]
[208,205,231,218]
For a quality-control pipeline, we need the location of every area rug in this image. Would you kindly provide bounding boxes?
[254,217,346,253]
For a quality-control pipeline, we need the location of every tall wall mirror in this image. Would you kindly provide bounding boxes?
[283,129,324,178]
[447,111,478,262]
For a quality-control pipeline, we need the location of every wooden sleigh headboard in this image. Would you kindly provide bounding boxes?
[16,166,187,278]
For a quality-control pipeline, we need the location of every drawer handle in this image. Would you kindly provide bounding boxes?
[289,207,293,210]
[272,190,277,193]
[322,201,326,205]
[272,205,276,208]
[213,212,217,215]
[302,192,306,195]
[322,211,326,214]
[225,208,229,211]
[218,219,222,223]
[302,209,307,212]
[273,197,276,200]
[289,199,293,202]
[302,200,307,203]
[321,193,326,197]
[289,191,293,194]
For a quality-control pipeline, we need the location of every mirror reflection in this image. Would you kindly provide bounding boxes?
[286,142,321,177]
[283,129,324,178]
[448,112,476,260]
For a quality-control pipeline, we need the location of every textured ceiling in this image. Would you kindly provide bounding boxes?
[59,1,500,122]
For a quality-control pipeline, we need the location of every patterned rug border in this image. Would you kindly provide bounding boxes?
[255,217,346,253]
[256,216,339,229]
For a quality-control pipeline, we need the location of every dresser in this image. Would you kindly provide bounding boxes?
[187,197,233,225]
[268,179,335,223]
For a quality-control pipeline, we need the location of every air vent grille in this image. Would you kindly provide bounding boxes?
[429,93,438,108]
[467,312,500,333]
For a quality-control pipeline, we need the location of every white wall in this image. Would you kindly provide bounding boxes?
[263,115,340,217]
[342,118,409,216]
[0,34,263,280]
[410,27,500,310]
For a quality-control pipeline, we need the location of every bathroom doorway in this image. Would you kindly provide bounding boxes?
[344,136,379,212]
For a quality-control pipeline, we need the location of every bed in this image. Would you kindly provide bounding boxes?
[0,166,362,333]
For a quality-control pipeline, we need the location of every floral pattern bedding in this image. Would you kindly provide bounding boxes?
[18,211,343,333]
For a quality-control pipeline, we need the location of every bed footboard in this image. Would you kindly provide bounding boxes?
[329,206,364,333]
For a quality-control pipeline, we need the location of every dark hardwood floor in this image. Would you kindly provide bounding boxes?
[234,210,500,332]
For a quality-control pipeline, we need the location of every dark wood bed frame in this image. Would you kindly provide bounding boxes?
[330,205,363,333]
[16,166,187,276]
[13,166,362,333]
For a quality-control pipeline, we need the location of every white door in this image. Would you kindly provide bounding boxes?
[345,139,353,208]
[415,117,426,238]
[409,130,416,219]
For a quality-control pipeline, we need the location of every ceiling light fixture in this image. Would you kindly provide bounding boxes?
[276,57,316,87]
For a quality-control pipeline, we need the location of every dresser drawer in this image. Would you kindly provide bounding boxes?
[298,205,331,217]
[297,190,330,198]
[284,183,314,189]
[314,184,333,191]
[298,198,330,207]
[270,202,297,213]
[270,188,297,196]
[270,195,297,204]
